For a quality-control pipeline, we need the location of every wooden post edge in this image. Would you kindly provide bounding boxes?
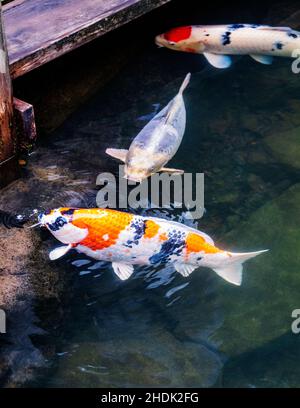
[13,97,37,158]
[0,98,37,188]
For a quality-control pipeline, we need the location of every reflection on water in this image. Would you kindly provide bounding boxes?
[2,7,300,388]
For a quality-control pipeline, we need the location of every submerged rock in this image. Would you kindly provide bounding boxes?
[222,330,300,388]
[0,139,101,386]
[52,335,221,388]
[264,126,300,170]
[0,226,66,387]
[212,183,300,376]
[47,268,223,388]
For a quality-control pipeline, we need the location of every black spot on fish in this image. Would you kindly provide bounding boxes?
[197,256,203,262]
[124,218,145,248]
[222,31,231,46]
[61,208,75,216]
[149,230,185,265]
[48,216,67,232]
[274,41,284,50]
[123,239,133,248]
[228,24,244,30]
[288,32,298,39]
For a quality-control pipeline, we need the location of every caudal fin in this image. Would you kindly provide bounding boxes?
[213,249,268,286]
[178,72,191,95]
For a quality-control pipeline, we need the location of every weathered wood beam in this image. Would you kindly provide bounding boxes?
[0,1,18,187]
[3,0,171,79]
[0,2,14,161]
[13,98,37,156]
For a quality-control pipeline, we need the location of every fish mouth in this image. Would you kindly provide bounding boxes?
[155,35,165,48]
[123,175,144,183]
[124,172,147,183]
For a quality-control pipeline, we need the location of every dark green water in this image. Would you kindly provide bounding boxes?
[8,12,300,387]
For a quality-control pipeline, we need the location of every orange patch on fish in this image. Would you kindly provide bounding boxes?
[144,220,160,239]
[71,209,133,251]
[159,233,168,241]
[186,232,220,254]
[185,47,197,53]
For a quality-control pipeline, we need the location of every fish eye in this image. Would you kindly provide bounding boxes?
[48,216,67,232]
[56,216,66,227]
[38,212,44,222]
[168,41,176,46]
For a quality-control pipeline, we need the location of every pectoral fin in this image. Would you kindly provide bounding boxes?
[160,167,184,175]
[174,263,197,277]
[203,53,232,69]
[250,54,273,64]
[49,244,72,261]
[106,148,128,162]
[112,262,134,280]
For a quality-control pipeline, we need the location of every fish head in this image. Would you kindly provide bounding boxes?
[125,148,163,182]
[38,208,88,244]
[155,26,204,53]
[124,157,153,182]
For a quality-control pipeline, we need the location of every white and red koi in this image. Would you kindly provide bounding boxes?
[155,24,300,68]
[105,73,191,182]
[38,208,267,285]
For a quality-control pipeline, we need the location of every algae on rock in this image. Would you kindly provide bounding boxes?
[213,183,300,358]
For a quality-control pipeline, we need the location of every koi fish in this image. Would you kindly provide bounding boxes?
[155,24,300,68]
[105,73,191,182]
[38,208,268,286]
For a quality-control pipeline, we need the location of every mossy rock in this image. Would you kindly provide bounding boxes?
[52,333,222,388]
[213,183,300,357]
[264,126,300,169]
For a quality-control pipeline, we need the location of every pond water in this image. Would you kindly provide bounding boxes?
[3,5,300,388]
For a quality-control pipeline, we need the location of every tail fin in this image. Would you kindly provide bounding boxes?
[178,72,191,95]
[213,250,268,286]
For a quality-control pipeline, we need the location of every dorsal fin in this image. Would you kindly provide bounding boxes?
[257,25,292,31]
[144,216,214,246]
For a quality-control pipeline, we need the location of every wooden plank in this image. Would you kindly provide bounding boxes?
[0,2,15,164]
[3,0,171,79]
[13,98,37,155]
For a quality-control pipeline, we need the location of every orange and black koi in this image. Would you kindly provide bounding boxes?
[38,208,268,285]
